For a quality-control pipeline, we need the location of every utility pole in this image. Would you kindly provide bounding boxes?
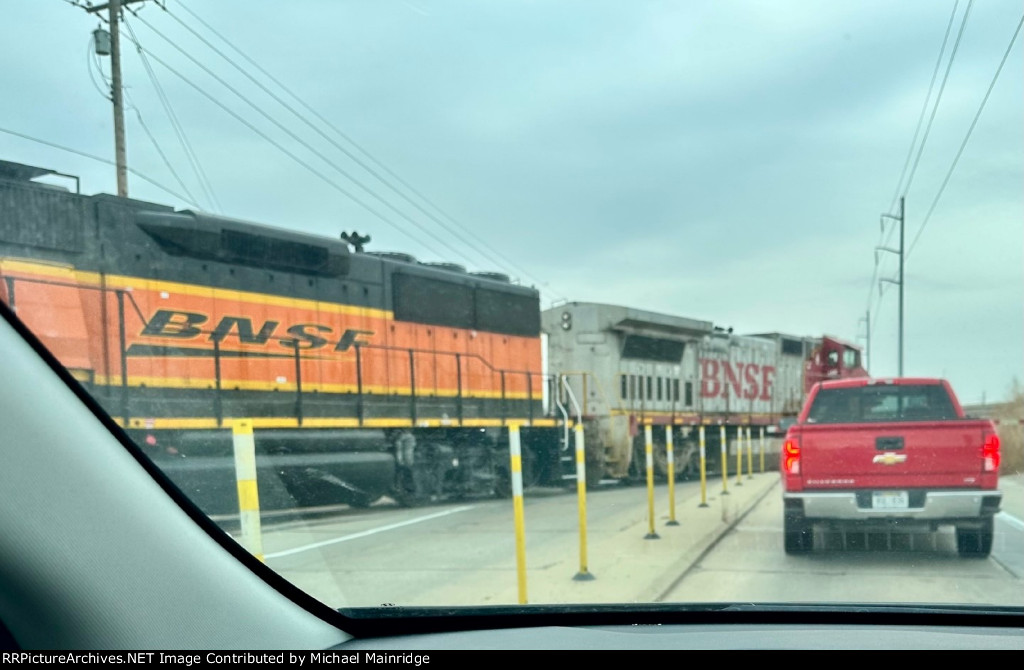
[879,196,905,375]
[83,0,148,198]
[858,310,870,372]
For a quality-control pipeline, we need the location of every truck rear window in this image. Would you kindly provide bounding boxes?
[806,385,958,423]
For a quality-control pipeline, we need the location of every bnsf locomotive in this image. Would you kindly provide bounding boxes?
[0,159,867,514]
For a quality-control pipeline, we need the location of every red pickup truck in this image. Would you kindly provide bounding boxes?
[780,377,1002,557]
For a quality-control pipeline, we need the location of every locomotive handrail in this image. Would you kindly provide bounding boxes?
[554,382,570,452]
[556,370,622,417]
[561,374,583,426]
[1,272,563,429]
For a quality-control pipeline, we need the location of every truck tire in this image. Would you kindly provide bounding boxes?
[956,517,994,558]
[784,513,813,555]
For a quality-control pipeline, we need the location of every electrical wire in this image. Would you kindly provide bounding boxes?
[123,11,499,270]
[86,38,112,101]
[0,125,202,208]
[871,1,969,319]
[907,13,1024,260]
[116,30,454,261]
[124,89,201,205]
[899,0,974,207]
[169,0,564,299]
[123,15,221,212]
[886,1,959,216]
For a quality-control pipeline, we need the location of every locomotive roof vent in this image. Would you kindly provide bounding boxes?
[471,271,511,283]
[135,210,350,277]
[421,262,467,273]
[369,251,418,264]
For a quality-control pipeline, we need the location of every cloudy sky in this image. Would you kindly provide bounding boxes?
[2,1,1021,405]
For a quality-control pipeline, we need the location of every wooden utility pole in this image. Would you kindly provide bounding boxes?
[85,0,148,197]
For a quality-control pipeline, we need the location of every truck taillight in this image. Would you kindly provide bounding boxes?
[982,431,1000,472]
[783,438,800,475]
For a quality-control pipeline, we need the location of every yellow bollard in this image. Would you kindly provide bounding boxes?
[231,419,264,562]
[747,426,754,479]
[573,423,594,580]
[698,425,709,508]
[760,426,766,473]
[735,425,743,487]
[666,426,679,526]
[720,424,729,495]
[508,424,529,603]
[644,424,660,539]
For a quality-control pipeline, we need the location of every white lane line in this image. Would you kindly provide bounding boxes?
[997,510,1024,531]
[264,505,475,559]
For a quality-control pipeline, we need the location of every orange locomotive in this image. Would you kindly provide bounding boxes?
[0,160,560,513]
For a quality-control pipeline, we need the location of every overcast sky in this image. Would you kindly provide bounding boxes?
[2,1,1021,405]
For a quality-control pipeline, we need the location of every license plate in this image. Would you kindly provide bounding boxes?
[872,491,909,509]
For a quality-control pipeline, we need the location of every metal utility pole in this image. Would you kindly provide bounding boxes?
[858,310,871,372]
[84,0,148,198]
[879,196,905,375]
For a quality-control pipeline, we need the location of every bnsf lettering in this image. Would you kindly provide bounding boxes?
[211,316,279,344]
[141,310,375,351]
[335,329,374,352]
[700,358,775,401]
[142,310,208,338]
[279,323,331,350]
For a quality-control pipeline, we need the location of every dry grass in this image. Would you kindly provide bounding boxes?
[994,387,1024,476]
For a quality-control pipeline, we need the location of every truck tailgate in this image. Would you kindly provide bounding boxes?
[799,420,990,488]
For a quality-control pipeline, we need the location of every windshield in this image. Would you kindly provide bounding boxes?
[1,0,1021,618]
[806,384,959,423]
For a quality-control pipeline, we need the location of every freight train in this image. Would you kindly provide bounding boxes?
[0,159,867,514]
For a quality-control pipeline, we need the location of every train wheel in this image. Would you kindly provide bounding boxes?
[625,440,646,485]
[583,450,605,489]
[494,446,538,498]
[392,450,446,507]
[677,444,701,481]
[393,465,432,507]
[652,441,697,480]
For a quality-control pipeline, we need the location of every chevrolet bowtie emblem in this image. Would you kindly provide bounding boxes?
[873,452,907,465]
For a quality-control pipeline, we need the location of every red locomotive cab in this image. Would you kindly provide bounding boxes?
[803,336,867,394]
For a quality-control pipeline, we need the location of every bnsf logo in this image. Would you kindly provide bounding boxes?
[700,358,776,400]
[141,309,374,351]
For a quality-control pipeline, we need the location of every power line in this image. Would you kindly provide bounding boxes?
[0,125,202,207]
[123,11,505,272]
[871,0,970,319]
[168,0,564,300]
[886,1,959,215]
[155,8,496,270]
[86,38,112,101]
[122,14,221,212]
[124,89,201,205]
[907,12,1024,260]
[899,0,974,207]
[116,27,454,262]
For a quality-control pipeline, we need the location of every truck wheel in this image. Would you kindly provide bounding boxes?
[784,514,813,555]
[956,517,994,558]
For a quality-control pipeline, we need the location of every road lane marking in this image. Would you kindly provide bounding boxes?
[263,505,475,559]
[997,511,1024,531]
